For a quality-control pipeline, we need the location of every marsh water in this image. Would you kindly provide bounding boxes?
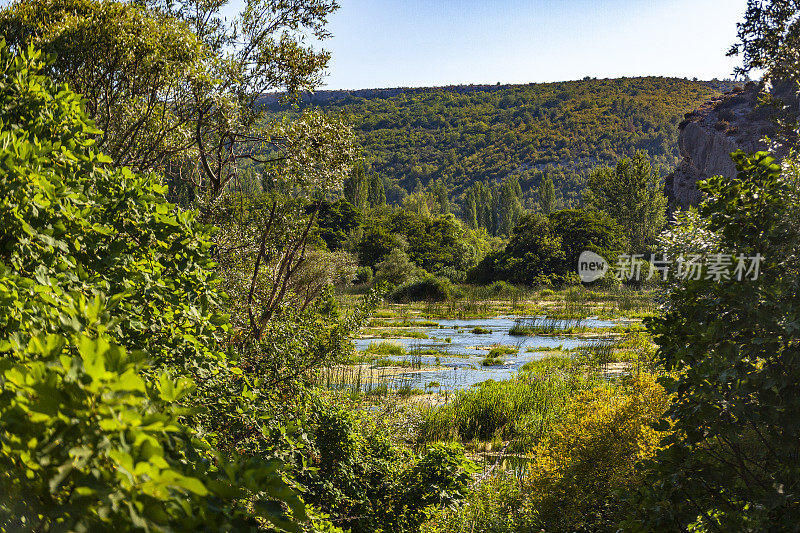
[352,316,619,390]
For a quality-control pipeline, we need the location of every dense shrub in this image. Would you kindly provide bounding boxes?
[435,266,467,283]
[0,43,304,531]
[629,152,800,530]
[390,276,452,302]
[421,374,669,533]
[521,374,669,531]
[468,209,625,285]
[355,265,374,284]
[298,401,476,533]
[0,46,226,382]
[374,248,422,287]
[420,475,525,533]
[415,373,584,447]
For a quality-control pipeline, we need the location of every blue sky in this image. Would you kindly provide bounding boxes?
[314,0,751,89]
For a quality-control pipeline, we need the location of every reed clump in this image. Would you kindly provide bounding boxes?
[415,370,591,451]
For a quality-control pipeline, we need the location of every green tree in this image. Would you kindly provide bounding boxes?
[628,152,800,530]
[367,171,386,206]
[548,209,628,273]
[0,0,352,198]
[497,175,524,235]
[344,162,369,209]
[358,226,405,267]
[0,42,304,532]
[312,199,363,251]
[390,212,473,273]
[584,151,667,253]
[729,0,800,85]
[468,209,625,285]
[374,248,421,286]
[433,179,451,214]
[539,176,557,214]
[499,213,565,284]
[0,0,206,170]
[463,185,480,229]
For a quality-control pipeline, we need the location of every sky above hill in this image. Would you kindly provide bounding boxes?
[315,0,751,89]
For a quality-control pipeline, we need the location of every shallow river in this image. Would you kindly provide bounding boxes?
[352,316,619,390]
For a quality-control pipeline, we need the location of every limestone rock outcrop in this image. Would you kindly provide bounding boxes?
[665,81,786,211]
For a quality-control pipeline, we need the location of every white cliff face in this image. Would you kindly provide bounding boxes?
[666,82,779,211]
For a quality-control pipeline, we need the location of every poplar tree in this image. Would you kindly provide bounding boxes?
[539,176,557,214]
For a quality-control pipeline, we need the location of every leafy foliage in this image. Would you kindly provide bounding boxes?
[629,151,800,530]
[0,0,207,169]
[420,375,669,533]
[729,0,800,85]
[584,150,667,253]
[390,276,453,303]
[0,0,351,198]
[374,248,423,287]
[312,199,363,251]
[521,374,669,531]
[0,39,223,382]
[0,41,307,531]
[299,401,477,533]
[360,208,490,275]
[468,209,626,285]
[270,78,729,203]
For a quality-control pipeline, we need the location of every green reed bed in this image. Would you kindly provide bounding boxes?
[519,355,578,374]
[367,319,440,328]
[525,344,564,353]
[415,370,594,452]
[361,329,430,339]
[312,363,424,397]
[487,346,518,358]
[509,317,586,336]
[365,341,406,355]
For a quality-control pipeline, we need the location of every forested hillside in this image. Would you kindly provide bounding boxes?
[266,77,731,204]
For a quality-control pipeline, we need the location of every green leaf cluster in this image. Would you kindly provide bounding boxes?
[298,402,477,533]
[0,41,306,531]
[468,209,626,285]
[628,151,800,530]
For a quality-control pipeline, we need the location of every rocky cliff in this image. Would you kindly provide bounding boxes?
[665,82,777,211]
[665,81,800,211]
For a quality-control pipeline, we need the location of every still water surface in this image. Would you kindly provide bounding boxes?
[352,316,618,390]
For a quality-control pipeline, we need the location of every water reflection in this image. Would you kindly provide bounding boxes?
[353,316,619,390]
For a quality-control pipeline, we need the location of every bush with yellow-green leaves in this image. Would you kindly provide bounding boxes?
[422,373,670,533]
[521,373,670,531]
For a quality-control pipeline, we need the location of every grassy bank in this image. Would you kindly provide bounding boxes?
[339,284,659,320]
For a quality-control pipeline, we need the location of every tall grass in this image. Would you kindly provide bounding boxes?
[520,355,578,374]
[365,341,406,355]
[509,317,585,336]
[415,372,589,452]
[563,287,592,318]
[311,363,422,396]
[615,287,656,314]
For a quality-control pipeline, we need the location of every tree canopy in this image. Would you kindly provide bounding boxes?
[468,209,626,285]
[267,77,731,204]
[0,41,305,531]
[584,150,667,254]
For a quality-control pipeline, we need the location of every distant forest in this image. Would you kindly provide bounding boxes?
[264,77,732,207]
